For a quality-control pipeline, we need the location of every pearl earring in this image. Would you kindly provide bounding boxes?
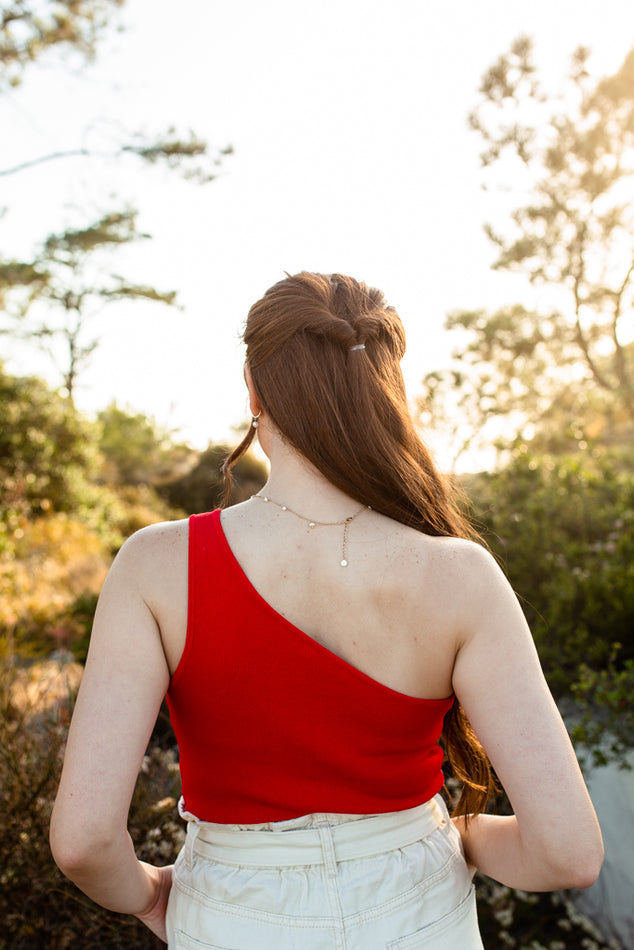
[252,411,261,428]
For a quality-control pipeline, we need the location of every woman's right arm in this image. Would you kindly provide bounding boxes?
[449,542,603,891]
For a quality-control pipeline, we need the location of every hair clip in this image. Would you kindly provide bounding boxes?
[350,343,366,351]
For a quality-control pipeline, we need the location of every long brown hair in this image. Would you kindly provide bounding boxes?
[223,271,496,818]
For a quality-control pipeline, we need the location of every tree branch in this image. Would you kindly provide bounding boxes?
[571,236,615,393]
[611,259,634,411]
[0,136,230,181]
[0,148,103,177]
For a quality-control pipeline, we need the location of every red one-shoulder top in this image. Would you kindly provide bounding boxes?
[166,509,453,823]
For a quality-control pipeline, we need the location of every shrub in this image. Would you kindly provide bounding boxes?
[0,515,110,658]
[0,657,184,950]
[464,449,634,768]
[466,450,634,695]
[474,876,623,949]
[97,403,194,486]
[0,365,99,522]
[570,649,634,770]
[160,442,267,514]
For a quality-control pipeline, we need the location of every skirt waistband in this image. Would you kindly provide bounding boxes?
[179,795,450,868]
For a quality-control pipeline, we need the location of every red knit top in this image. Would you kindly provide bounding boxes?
[166,510,453,823]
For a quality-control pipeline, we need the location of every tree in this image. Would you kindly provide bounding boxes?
[0,210,178,398]
[0,125,233,183]
[0,1,232,392]
[0,0,126,89]
[421,38,634,458]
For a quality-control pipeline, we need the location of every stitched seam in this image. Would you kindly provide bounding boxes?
[387,884,477,948]
[171,878,335,929]
[345,850,464,926]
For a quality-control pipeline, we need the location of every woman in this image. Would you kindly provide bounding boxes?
[50,272,603,948]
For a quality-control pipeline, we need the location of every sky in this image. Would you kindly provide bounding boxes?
[2,0,634,465]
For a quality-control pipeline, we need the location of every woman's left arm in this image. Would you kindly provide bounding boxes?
[50,527,174,935]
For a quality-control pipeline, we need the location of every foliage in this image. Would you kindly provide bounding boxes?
[0,363,99,524]
[98,402,194,486]
[0,513,110,658]
[571,649,634,770]
[465,449,634,761]
[474,876,623,949]
[1,211,179,398]
[0,366,187,658]
[161,441,267,514]
[0,129,234,183]
[0,0,231,183]
[0,1,232,395]
[0,0,126,89]
[0,656,183,950]
[421,38,634,456]
[473,38,634,410]
[0,364,176,544]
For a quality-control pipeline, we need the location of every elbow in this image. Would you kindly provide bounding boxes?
[569,826,605,890]
[555,863,603,891]
[548,840,605,891]
[49,822,89,878]
[566,847,604,891]
[50,812,115,879]
[570,869,602,890]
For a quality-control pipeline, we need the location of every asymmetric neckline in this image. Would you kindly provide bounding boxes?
[213,509,453,707]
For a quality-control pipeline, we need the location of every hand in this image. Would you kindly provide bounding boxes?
[134,863,173,944]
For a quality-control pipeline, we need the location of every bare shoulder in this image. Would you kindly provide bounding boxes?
[427,535,516,618]
[418,532,493,566]
[396,524,500,588]
[116,518,189,563]
[110,519,189,599]
[390,524,512,633]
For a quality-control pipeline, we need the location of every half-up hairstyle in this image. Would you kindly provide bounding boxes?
[223,271,496,819]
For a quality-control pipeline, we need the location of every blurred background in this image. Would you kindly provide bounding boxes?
[1,1,633,947]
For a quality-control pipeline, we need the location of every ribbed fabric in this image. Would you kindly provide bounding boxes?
[166,510,453,823]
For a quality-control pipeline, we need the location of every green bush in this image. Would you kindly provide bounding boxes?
[160,442,267,513]
[466,450,634,694]
[571,649,634,770]
[0,365,99,522]
[97,403,194,487]
[464,449,634,767]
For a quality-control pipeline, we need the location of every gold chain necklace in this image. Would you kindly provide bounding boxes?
[251,494,370,567]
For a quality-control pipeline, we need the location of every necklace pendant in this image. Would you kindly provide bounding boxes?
[250,496,368,568]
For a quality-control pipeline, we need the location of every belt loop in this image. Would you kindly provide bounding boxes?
[435,793,451,833]
[317,822,338,879]
[179,798,201,870]
[183,820,200,869]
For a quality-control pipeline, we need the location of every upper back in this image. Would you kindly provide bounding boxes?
[140,498,476,700]
[217,499,466,701]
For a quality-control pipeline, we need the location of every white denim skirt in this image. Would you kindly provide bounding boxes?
[165,794,483,950]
